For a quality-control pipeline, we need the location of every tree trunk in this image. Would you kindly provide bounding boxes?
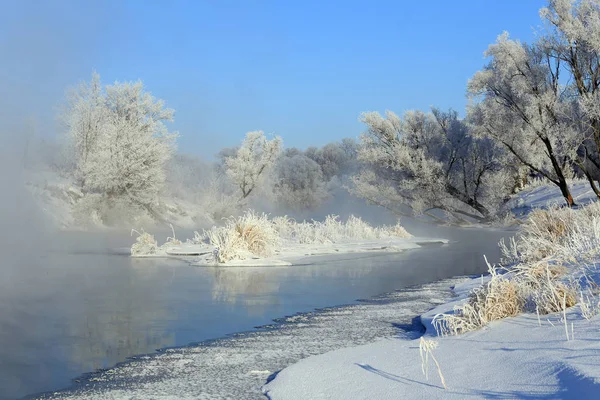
[583,169,600,200]
[445,184,491,220]
[557,179,575,207]
[542,137,575,207]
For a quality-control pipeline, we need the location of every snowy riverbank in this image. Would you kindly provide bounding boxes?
[263,182,600,399]
[129,212,447,267]
[36,277,469,400]
[263,276,600,399]
[135,236,449,267]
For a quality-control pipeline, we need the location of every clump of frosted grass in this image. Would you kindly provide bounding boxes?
[434,260,524,335]
[579,288,600,321]
[165,223,182,246]
[132,211,412,263]
[436,202,600,336]
[130,229,158,256]
[419,337,447,389]
[272,214,411,244]
[501,203,600,265]
[204,211,280,263]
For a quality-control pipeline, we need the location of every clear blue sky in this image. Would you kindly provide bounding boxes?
[0,0,547,159]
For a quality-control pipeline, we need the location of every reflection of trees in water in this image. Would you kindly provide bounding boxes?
[66,257,176,375]
[293,255,378,280]
[210,267,282,307]
[209,257,379,307]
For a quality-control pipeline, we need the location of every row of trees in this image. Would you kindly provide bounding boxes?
[61,0,600,226]
[61,75,358,224]
[353,0,600,222]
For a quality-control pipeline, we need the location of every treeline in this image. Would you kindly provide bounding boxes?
[46,0,600,227]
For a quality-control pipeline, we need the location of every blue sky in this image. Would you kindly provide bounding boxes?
[0,0,547,159]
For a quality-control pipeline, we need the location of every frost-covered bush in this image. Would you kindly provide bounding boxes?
[433,260,580,336]
[190,212,412,263]
[434,264,524,336]
[501,203,600,264]
[203,211,280,263]
[272,214,411,244]
[436,201,600,336]
[136,211,412,263]
[130,230,158,256]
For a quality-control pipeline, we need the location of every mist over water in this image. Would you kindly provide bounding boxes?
[0,4,515,399]
[0,223,508,399]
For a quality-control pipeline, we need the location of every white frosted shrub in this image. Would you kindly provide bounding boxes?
[134,212,412,263]
[273,214,411,244]
[130,230,158,256]
[203,211,280,263]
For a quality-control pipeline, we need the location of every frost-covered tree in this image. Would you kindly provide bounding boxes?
[61,71,105,186]
[468,32,580,206]
[224,131,282,199]
[272,154,328,211]
[305,139,359,181]
[62,73,178,221]
[540,0,600,198]
[352,109,510,222]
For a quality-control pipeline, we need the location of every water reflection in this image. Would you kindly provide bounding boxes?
[210,267,282,307]
[0,227,510,400]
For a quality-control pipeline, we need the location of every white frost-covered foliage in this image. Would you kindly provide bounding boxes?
[183,212,411,263]
[62,72,177,224]
[436,201,600,336]
[130,230,158,256]
[165,154,238,223]
[468,32,579,206]
[271,214,411,244]
[224,131,282,200]
[501,202,600,264]
[202,211,280,263]
[353,109,510,222]
[272,154,329,211]
[540,0,600,198]
[305,139,359,181]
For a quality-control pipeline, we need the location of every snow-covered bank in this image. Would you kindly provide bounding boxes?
[134,237,449,267]
[264,184,600,399]
[36,278,466,400]
[130,212,441,267]
[263,276,600,399]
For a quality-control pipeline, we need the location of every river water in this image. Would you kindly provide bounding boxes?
[0,226,509,399]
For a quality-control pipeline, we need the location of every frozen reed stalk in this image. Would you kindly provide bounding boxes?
[419,337,447,390]
[571,322,574,340]
[563,293,569,341]
[166,223,181,245]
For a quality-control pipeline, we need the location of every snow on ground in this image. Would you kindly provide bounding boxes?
[36,278,465,400]
[263,182,600,399]
[263,276,600,399]
[143,237,449,267]
[508,179,596,217]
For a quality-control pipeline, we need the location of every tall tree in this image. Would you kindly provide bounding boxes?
[352,109,510,222]
[224,131,282,200]
[540,0,600,198]
[468,33,580,206]
[62,73,178,220]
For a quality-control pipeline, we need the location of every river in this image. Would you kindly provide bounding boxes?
[0,225,510,399]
